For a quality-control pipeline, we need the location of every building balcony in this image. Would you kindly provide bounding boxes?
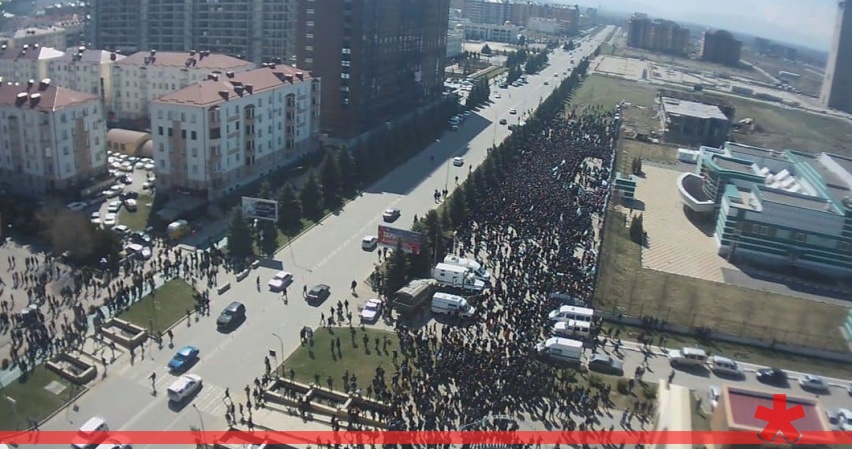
[677,172,715,213]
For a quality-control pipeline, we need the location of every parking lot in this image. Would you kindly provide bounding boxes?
[90,151,157,234]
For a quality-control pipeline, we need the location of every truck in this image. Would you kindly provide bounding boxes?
[392,279,436,317]
[431,263,486,293]
[443,255,491,282]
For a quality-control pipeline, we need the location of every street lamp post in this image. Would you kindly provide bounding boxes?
[271,333,284,376]
[191,404,207,449]
[444,160,452,192]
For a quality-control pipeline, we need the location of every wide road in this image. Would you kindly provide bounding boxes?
[35,27,615,446]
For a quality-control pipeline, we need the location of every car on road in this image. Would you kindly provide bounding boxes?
[307,284,331,304]
[494,93,501,99]
[544,81,549,85]
[453,157,465,167]
[167,374,203,403]
[499,118,507,125]
[668,347,707,368]
[268,271,294,291]
[95,438,132,449]
[554,73,559,77]
[217,301,246,331]
[360,299,382,323]
[168,346,200,373]
[509,108,517,115]
[799,374,830,392]
[382,208,401,222]
[708,355,745,378]
[708,385,720,410]
[586,354,624,376]
[755,367,787,385]
[362,235,378,250]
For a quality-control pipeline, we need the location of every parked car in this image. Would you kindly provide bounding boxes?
[382,208,401,222]
[586,354,624,375]
[509,108,517,115]
[499,118,507,125]
[66,201,87,212]
[708,385,720,410]
[799,374,830,392]
[168,346,200,373]
[112,225,131,236]
[103,213,117,227]
[307,284,331,304]
[756,367,787,385]
[360,299,382,323]
[107,201,121,213]
[124,198,137,212]
[361,235,378,250]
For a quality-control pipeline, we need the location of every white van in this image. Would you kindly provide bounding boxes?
[431,292,476,318]
[431,263,486,293]
[708,355,744,377]
[71,416,109,449]
[552,320,591,339]
[548,305,594,323]
[443,255,491,282]
[668,347,708,368]
[535,337,583,363]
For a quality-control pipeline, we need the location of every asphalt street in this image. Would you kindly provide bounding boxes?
[41,26,811,446]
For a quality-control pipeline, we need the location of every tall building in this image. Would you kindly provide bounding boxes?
[149,66,320,200]
[626,14,689,56]
[0,44,65,84]
[462,0,510,25]
[0,79,108,196]
[295,0,450,140]
[47,47,127,107]
[822,0,852,114]
[89,0,297,65]
[701,30,742,67]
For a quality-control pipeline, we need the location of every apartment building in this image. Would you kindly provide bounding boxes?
[822,0,852,113]
[627,14,690,56]
[463,0,511,25]
[149,65,320,200]
[47,47,126,107]
[0,44,65,84]
[111,50,256,121]
[701,30,742,67]
[90,0,297,65]
[0,79,108,196]
[295,0,450,140]
[4,26,68,50]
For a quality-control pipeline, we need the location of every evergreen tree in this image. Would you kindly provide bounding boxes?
[320,153,342,208]
[448,190,468,227]
[257,180,273,200]
[300,173,324,220]
[384,241,409,297]
[259,219,278,256]
[481,43,492,55]
[336,148,357,195]
[277,183,302,232]
[228,207,254,258]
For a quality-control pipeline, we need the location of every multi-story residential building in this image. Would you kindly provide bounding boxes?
[447,26,465,59]
[627,14,689,56]
[822,0,852,114]
[527,17,566,35]
[149,65,320,200]
[295,0,450,141]
[0,44,65,84]
[110,50,256,122]
[678,142,852,277]
[4,26,68,50]
[464,22,523,43]
[701,30,742,67]
[0,79,108,196]
[47,47,126,107]
[89,0,297,65]
[463,0,511,25]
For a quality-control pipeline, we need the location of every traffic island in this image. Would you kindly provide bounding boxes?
[98,318,147,349]
[45,353,97,385]
[118,278,199,335]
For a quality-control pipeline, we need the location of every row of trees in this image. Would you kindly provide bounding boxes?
[524,50,549,74]
[381,56,594,295]
[464,78,492,109]
[228,98,460,258]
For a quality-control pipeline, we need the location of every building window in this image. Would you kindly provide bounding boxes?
[840,241,850,252]
[158,126,164,136]
[342,48,351,54]
[191,131,197,140]
[192,148,198,157]
[159,143,165,152]
[793,232,806,243]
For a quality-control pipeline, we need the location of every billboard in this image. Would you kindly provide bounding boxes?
[378,225,423,254]
[241,197,278,222]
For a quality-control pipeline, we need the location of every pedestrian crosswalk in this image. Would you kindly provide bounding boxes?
[129,368,230,416]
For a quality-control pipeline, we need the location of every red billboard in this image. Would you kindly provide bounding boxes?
[377,226,423,254]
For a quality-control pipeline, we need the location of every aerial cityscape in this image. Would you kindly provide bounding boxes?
[0,0,851,447]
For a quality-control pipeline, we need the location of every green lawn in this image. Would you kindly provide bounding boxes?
[119,279,198,335]
[0,366,80,430]
[118,194,155,232]
[283,327,400,392]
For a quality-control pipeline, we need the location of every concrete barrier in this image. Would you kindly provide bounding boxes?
[46,353,97,385]
[251,260,260,269]
[236,270,249,282]
[99,318,147,348]
[217,283,231,295]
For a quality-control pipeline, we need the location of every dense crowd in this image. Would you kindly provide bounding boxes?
[363,109,658,440]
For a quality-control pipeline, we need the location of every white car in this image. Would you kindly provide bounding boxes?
[360,299,382,323]
[66,201,87,212]
[110,184,124,193]
[107,201,121,213]
[124,198,138,212]
[799,374,830,392]
[95,438,132,449]
[167,374,203,403]
[267,271,293,291]
[103,213,117,227]
[494,93,501,99]
[142,181,153,190]
[113,224,131,236]
[144,163,155,171]
[90,211,101,221]
[453,157,464,167]
[509,108,517,115]
[362,235,378,250]
[134,162,146,170]
[382,208,401,222]
[103,189,119,198]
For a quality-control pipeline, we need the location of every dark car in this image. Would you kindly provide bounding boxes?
[756,367,788,385]
[129,232,153,246]
[587,354,624,376]
[119,191,139,201]
[217,301,246,330]
[307,284,331,304]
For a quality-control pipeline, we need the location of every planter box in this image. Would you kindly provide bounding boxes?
[99,317,147,348]
[236,270,249,282]
[46,353,97,385]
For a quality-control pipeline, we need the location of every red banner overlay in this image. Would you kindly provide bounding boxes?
[0,430,848,446]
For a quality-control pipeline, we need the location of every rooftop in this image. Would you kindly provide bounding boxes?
[0,45,64,61]
[115,51,253,70]
[661,97,728,121]
[153,66,313,107]
[0,79,98,111]
[713,156,753,174]
[759,188,831,213]
[55,48,124,64]
[724,385,828,433]
[11,26,65,38]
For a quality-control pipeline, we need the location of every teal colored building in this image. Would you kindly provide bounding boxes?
[678,142,852,277]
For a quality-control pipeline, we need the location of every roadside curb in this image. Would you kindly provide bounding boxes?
[37,384,90,428]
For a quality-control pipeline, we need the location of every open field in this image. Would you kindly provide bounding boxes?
[594,205,851,360]
[0,366,78,430]
[617,140,677,173]
[119,278,197,335]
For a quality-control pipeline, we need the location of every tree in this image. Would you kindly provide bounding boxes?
[320,153,342,208]
[336,149,357,195]
[448,190,468,227]
[277,183,302,232]
[481,43,492,55]
[228,207,254,258]
[300,173,324,220]
[257,180,273,200]
[629,214,644,245]
[383,241,409,297]
[259,219,278,256]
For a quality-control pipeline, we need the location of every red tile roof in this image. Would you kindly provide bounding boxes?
[153,66,314,107]
[0,81,98,111]
[115,51,253,70]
